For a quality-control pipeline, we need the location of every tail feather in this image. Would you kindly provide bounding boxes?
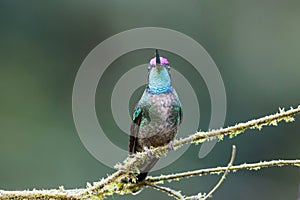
[136,172,148,182]
[136,157,159,182]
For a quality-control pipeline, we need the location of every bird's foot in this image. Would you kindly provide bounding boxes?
[168,140,174,150]
[143,146,153,157]
[129,153,135,158]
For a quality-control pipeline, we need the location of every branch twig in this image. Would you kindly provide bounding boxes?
[145,182,185,200]
[202,145,236,200]
[147,159,300,183]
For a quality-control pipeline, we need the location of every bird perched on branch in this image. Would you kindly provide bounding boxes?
[129,50,182,182]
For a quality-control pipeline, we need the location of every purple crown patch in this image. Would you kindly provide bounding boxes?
[150,57,169,66]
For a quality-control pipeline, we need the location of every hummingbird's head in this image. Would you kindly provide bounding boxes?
[147,50,172,94]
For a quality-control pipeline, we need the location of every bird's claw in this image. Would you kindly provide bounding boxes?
[168,140,174,150]
[143,146,153,157]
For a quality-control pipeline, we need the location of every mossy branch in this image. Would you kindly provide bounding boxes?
[147,159,300,183]
[1,105,300,200]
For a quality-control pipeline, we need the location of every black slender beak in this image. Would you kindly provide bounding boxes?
[155,49,160,65]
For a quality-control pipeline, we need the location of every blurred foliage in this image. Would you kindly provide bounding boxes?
[0,1,300,199]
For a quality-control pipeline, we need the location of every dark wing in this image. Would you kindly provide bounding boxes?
[129,103,158,182]
[178,105,183,125]
[129,105,142,154]
[172,89,183,125]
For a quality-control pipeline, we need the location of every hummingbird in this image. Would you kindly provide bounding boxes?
[129,50,182,182]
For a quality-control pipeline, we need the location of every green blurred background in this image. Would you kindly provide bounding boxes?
[1,1,300,199]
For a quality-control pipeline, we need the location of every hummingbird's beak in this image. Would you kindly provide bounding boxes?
[154,49,163,71]
[155,49,160,65]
